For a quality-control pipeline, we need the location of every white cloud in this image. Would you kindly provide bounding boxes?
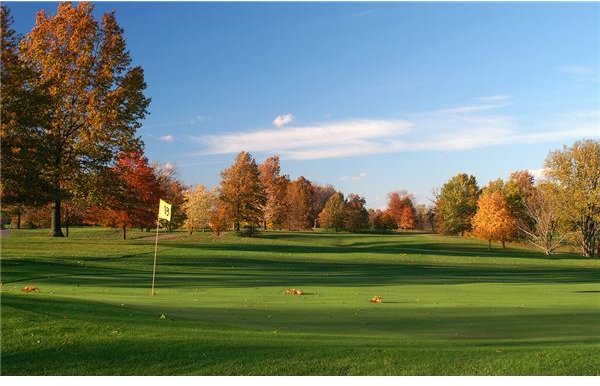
[341,173,368,183]
[528,168,548,181]
[273,114,295,128]
[195,119,413,159]
[477,94,512,103]
[160,134,174,142]
[190,97,599,161]
[558,65,599,82]
[190,115,207,125]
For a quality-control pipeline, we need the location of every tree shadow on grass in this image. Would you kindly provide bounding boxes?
[2,252,599,289]
[2,293,600,375]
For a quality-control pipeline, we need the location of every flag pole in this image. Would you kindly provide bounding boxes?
[151,214,160,296]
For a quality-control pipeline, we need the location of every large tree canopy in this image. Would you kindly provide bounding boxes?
[17,2,150,236]
[545,139,600,257]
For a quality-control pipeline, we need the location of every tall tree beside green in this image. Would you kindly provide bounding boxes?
[285,176,314,230]
[0,5,52,217]
[155,164,187,232]
[545,139,600,257]
[182,185,215,234]
[345,194,369,232]
[258,155,289,229]
[18,2,150,236]
[386,191,415,229]
[219,151,266,231]
[472,190,516,250]
[518,182,569,255]
[92,150,160,240]
[369,209,397,231]
[311,184,337,228]
[435,173,480,235]
[318,192,346,231]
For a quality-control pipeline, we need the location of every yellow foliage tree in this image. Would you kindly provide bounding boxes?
[472,190,517,250]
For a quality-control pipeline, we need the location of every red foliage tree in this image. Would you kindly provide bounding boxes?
[92,150,161,239]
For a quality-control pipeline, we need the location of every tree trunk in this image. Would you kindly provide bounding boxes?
[50,199,64,237]
[502,240,506,248]
[65,206,69,238]
[488,240,491,251]
[16,208,21,229]
[581,218,596,257]
[122,225,127,240]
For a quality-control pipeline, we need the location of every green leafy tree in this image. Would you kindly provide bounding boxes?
[345,194,369,232]
[435,173,480,235]
[319,192,346,231]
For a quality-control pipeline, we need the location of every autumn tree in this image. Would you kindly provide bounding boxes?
[484,171,536,240]
[387,192,404,226]
[415,204,435,230]
[518,182,570,255]
[435,174,480,235]
[94,150,160,240]
[386,191,415,229]
[545,139,600,257]
[219,151,266,231]
[18,2,150,236]
[0,5,53,218]
[155,164,187,231]
[286,176,314,230]
[209,201,230,236]
[319,192,346,231]
[311,184,337,228]
[472,190,517,250]
[345,194,369,232]
[259,155,289,229]
[370,209,397,231]
[182,185,215,234]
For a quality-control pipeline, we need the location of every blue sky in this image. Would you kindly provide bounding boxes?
[9,1,600,208]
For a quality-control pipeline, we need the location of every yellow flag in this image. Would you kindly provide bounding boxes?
[158,199,172,221]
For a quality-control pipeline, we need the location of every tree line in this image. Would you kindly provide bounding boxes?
[2,4,598,257]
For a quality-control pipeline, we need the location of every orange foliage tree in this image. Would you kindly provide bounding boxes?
[259,155,289,229]
[472,190,517,250]
[18,2,150,236]
[285,176,314,230]
[218,151,266,231]
[386,191,416,229]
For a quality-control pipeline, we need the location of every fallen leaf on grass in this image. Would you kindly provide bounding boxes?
[21,285,40,293]
[370,295,383,304]
[283,288,304,295]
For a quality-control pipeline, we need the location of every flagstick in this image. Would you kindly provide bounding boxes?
[151,215,160,296]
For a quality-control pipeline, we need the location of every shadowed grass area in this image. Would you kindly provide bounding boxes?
[1,228,599,375]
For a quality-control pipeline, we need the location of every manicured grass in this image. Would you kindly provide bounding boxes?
[1,228,599,375]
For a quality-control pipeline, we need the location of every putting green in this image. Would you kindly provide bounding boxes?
[1,228,599,375]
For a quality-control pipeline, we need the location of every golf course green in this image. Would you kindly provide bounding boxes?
[1,228,599,375]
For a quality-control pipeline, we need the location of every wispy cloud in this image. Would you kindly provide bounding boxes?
[160,134,174,142]
[195,119,413,159]
[273,113,295,128]
[558,65,599,82]
[191,96,599,160]
[340,172,368,183]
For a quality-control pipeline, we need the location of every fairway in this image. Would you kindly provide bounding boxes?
[1,229,599,375]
